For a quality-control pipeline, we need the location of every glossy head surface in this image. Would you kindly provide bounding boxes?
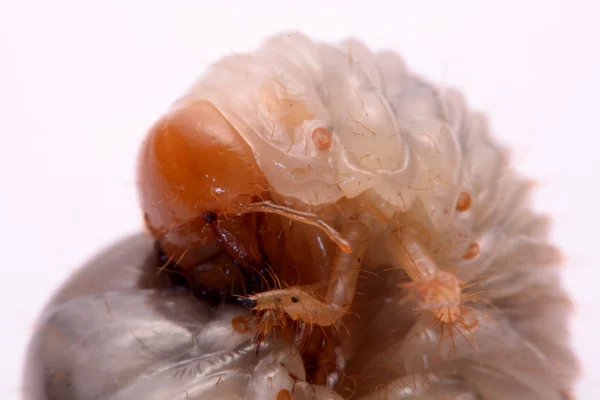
[138,101,268,261]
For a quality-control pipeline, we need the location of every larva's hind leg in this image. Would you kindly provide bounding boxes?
[387,230,464,325]
[245,221,370,327]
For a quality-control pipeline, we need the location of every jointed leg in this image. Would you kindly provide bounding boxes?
[245,220,370,326]
[386,230,462,324]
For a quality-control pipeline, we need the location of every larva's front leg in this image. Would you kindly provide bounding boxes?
[387,230,463,325]
[245,220,370,327]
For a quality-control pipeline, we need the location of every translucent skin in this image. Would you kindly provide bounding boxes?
[137,33,577,398]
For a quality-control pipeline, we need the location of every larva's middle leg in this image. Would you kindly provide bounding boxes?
[245,220,370,327]
[387,230,462,324]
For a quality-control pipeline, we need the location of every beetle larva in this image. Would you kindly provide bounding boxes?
[133,32,577,398]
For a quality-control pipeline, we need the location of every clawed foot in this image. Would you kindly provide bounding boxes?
[243,285,346,327]
[406,270,463,323]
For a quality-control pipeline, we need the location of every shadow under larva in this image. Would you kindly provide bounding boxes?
[24,32,577,400]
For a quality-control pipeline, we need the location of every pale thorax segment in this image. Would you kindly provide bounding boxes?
[179,33,467,230]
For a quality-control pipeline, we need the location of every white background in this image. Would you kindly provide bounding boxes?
[1,1,598,398]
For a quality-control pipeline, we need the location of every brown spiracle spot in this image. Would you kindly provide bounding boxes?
[276,389,292,400]
[231,315,251,333]
[456,191,472,212]
[312,127,332,151]
[462,243,480,260]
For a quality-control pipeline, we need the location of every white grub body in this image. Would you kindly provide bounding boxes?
[177,33,577,399]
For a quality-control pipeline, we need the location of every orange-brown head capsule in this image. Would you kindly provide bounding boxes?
[138,101,268,267]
